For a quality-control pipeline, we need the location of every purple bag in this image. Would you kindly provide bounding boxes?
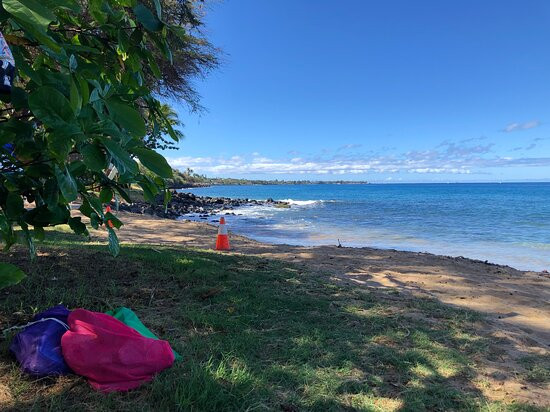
[9,305,72,376]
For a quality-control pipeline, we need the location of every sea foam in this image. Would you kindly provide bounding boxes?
[280,199,320,206]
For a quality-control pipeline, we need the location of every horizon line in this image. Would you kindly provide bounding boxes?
[194,179,550,185]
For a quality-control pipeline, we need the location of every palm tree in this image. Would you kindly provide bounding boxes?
[144,103,184,150]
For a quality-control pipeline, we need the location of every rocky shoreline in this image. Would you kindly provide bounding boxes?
[118,191,289,220]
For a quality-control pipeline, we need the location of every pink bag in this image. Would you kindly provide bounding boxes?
[61,309,174,392]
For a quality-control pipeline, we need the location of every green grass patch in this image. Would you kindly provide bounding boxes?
[518,355,550,384]
[0,233,545,411]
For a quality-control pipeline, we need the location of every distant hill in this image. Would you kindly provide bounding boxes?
[166,167,368,188]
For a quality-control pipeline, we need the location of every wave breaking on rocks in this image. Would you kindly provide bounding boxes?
[118,192,289,220]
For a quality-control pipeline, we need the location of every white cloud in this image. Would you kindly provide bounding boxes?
[166,140,550,177]
[409,168,471,174]
[168,156,215,168]
[337,143,362,151]
[511,143,538,152]
[502,120,541,133]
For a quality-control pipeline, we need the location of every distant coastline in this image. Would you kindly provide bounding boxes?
[164,167,549,189]
[169,179,550,189]
[169,180,370,189]
[166,168,368,189]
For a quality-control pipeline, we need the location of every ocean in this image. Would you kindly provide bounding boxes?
[180,183,550,271]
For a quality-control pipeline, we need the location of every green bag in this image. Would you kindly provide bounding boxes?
[106,307,181,361]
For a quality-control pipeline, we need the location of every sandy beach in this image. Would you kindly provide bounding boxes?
[86,211,549,404]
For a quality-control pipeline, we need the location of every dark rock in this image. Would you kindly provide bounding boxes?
[116,191,290,220]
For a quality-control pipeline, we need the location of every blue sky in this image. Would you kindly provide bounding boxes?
[163,0,550,182]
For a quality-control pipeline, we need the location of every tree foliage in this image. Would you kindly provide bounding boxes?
[0,0,213,283]
[148,0,219,111]
[143,103,184,150]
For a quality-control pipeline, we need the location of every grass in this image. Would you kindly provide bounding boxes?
[518,355,550,384]
[0,231,546,411]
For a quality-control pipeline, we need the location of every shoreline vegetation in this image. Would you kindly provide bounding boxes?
[1,212,547,410]
[163,167,369,188]
[159,168,550,189]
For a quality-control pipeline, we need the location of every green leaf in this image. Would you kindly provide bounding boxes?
[79,199,92,217]
[90,211,100,229]
[0,214,16,250]
[105,99,146,137]
[69,77,82,115]
[105,211,123,229]
[114,185,132,203]
[89,0,107,23]
[138,182,156,202]
[152,0,162,18]
[0,262,26,290]
[3,0,60,52]
[81,143,107,172]
[29,86,75,128]
[164,119,180,142]
[107,227,120,257]
[5,192,24,219]
[33,225,45,241]
[89,88,100,103]
[0,130,16,148]
[11,87,28,110]
[96,119,125,141]
[100,137,139,174]
[78,76,90,106]
[25,204,69,226]
[54,165,78,202]
[133,3,162,31]
[42,0,81,13]
[25,164,50,179]
[20,20,61,52]
[86,194,104,217]
[48,132,73,161]
[11,48,40,84]
[132,147,172,178]
[163,188,171,212]
[168,24,187,41]
[150,32,172,63]
[99,187,113,204]
[43,179,59,210]
[114,0,136,6]
[20,224,36,260]
[69,162,87,180]
[3,0,56,30]
[69,54,78,72]
[67,162,85,181]
[68,216,88,235]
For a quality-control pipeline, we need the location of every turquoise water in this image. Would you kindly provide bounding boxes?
[182,183,550,271]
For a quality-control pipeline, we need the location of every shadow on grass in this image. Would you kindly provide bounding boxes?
[0,239,544,411]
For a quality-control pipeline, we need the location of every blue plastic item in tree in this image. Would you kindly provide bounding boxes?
[2,143,14,155]
[9,305,73,376]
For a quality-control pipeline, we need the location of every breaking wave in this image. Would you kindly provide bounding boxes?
[280,199,321,206]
